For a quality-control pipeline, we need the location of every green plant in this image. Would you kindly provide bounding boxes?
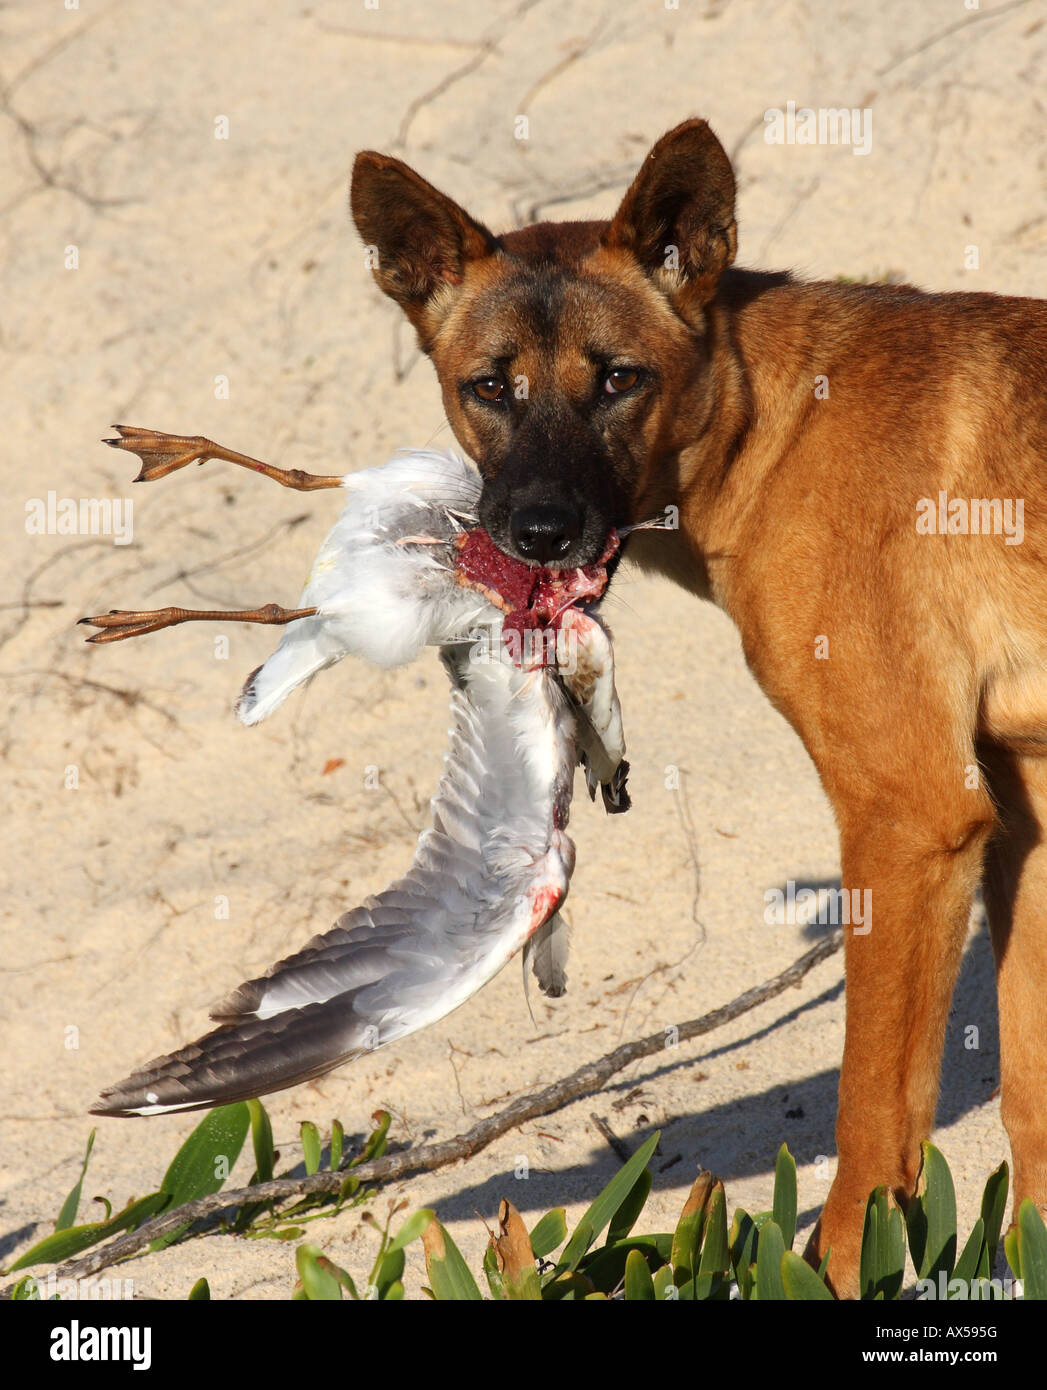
[9,1103,1040,1303]
[294,1137,1040,1301]
[5,1100,383,1297]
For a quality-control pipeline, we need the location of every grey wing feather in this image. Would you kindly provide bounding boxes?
[526,912,569,998]
[87,998,378,1116]
[91,660,572,1117]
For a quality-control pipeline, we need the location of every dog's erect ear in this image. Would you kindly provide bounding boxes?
[350,152,499,343]
[602,119,736,308]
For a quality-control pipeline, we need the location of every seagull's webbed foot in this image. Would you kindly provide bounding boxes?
[104,425,344,491]
[79,602,318,644]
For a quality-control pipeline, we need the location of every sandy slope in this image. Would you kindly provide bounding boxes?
[2,0,1045,1298]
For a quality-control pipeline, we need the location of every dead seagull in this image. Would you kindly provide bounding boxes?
[83,430,629,1116]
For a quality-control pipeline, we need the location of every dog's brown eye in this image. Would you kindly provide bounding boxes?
[473,377,505,402]
[604,367,639,395]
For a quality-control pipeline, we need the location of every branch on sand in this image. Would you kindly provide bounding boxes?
[4,928,842,1294]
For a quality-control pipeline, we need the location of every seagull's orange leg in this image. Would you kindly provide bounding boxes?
[79,602,318,644]
[105,425,343,491]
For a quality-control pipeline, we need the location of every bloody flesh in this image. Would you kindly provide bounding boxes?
[455,527,618,664]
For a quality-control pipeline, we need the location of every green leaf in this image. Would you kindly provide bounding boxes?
[1004,1223,1021,1281]
[772,1144,798,1249]
[160,1102,251,1207]
[624,1247,655,1300]
[860,1187,904,1300]
[781,1250,834,1300]
[529,1208,567,1259]
[421,1219,482,1300]
[543,1271,594,1300]
[337,1172,361,1203]
[56,1130,96,1232]
[560,1221,594,1274]
[729,1209,758,1301]
[11,1276,40,1300]
[558,1131,659,1271]
[978,1160,1008,1279]
[330,1119,344,1170]
[653,1264,677,1300]
[755,1219,787,1301]
[1017,1199,1047,1300]
[246,1099,274,1184]
[672,1172,715,1286]
[581,1234,673,1294]
[884,1204,905,1300]
[352,1111,390,1167]
[953,1217,985,1287]
[606,1167,652,1247]
[151,1102,249,1250]
[482,1245,507,1300]
[301,1121,322,1177]
[332,1263,360,1300]
[386,1208,435,1256]
[697,1183,730,1276]
[8,1192,168,1271]
[689,1269,731,1300]
[245,1225,304,1242]
[905,1142,957,1282]
[500,1261,542,1301]
[188,1277,210,1300]
[860,1187,882,1300]
[296,1244,342,1300]
[376,1247,406,1299]
[234,1099,275,1232]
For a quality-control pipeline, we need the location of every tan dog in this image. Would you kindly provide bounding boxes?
[85,118,1047,1298]
[347,117,1047,1297]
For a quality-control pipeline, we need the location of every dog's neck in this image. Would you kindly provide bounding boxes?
[627,268,926,606]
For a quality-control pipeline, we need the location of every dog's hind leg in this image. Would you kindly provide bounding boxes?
[796,697,995,1298]
[980,745,1047,1241]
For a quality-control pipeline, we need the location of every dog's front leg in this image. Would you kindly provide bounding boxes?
[803,776,995,1298]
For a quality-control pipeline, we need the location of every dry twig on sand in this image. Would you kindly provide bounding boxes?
[3,928,842,1295]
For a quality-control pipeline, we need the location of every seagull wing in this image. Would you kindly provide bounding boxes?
[91,656,575,1116]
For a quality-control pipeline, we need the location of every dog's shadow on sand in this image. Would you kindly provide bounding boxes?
[423,876,1001,1231]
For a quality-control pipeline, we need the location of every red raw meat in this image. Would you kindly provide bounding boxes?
[455,527,618,667]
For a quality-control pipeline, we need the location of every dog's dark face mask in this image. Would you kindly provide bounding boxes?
[437,265,665,569]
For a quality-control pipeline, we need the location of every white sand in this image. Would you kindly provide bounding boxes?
[2,0,1044,1297]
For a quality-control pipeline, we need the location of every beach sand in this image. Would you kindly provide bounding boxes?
[2,0,1045,1298]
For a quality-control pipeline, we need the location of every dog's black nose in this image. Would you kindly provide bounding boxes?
[510,504,582,564]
